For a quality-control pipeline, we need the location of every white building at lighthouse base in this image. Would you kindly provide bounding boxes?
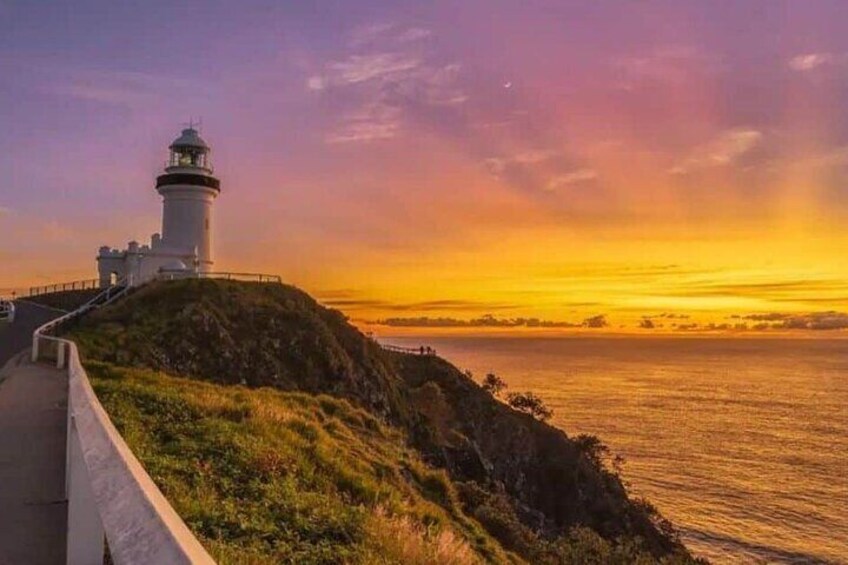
[97,235,199,287]
[97,126,221,287]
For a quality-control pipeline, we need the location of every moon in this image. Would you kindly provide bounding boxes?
[504,81,512,89]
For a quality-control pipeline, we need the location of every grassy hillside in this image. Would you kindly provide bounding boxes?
[26,288,101,311]
[69,280,703,564]
[88,361,510,564]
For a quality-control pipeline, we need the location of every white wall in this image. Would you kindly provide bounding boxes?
[158,185,217,272]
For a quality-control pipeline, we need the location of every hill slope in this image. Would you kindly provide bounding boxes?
[69,279,701,563]
[87,362,511,564]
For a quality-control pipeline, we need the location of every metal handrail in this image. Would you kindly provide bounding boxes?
[31,282,215,564]
[380,343,437,356]
[157,270,282,284]
[31,282,128,361]
[29,279,101,298]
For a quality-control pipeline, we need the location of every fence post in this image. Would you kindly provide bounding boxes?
[31,338,39,363]
[57,342,66,369]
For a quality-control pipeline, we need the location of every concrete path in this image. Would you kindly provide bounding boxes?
[0,301,68,565]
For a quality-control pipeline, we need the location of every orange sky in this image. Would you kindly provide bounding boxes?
[3,2,848,334]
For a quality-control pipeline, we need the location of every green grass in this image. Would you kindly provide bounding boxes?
[87,361,513,564]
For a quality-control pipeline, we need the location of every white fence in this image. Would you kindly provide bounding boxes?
[32,283,216,565]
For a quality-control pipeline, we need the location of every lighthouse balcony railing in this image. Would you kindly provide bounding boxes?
[31,281,215,565]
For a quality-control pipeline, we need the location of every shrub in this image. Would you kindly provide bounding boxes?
[481,373,507,397]
[363,506,480,565]
[506,391,553,422]
[574,434,609,466]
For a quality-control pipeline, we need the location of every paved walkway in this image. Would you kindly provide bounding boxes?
[0,302,67,565]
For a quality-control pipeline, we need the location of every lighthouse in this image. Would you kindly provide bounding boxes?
[97,126,222,287]
[157,127,220,271]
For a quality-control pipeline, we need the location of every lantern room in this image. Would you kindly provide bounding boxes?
[167,127,212,171]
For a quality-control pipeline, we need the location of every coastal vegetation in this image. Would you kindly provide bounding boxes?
[68,279,704,564]
[481,373,507,397]
[479,371,553,422]
[86,361,505,563]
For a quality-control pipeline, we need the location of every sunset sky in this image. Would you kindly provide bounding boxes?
[3,1,848,333]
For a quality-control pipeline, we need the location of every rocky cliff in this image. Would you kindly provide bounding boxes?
[69,279,701,563]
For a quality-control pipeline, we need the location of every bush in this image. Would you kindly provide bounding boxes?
[574,434,609,466]
[364,506,480,565]
[506,391,553,422]
[480,373,507,397]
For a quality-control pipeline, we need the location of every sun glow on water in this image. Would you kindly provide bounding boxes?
[384,335,848,564]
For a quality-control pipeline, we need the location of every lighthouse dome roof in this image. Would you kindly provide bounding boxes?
[170,128,209,150]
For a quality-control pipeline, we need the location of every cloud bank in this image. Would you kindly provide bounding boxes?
[373,313,609,329]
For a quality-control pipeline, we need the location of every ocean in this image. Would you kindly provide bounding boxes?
[381,335,848,564]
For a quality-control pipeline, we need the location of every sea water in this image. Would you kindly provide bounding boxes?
[382,336,848,564]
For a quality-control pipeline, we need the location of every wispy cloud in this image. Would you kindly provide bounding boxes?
[798,145,848,169]
[307,24,467,143]
[51,70,196,110]
[613,45,720,87]
[545,169,598,191]
[512,150,559,164]
[484,150,560,176]
[321,297,520,312]
[661,278,848,300]
[325,101,401,143]
[397,27,432,43]
[323,52,423,87]
[788,52,838,71]
[670,128,762,174]
[347,22,431,48]
[484,150,597,194]
[733,311,848,331]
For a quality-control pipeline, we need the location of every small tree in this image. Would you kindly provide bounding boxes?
[574,434,609,466]
[506,391,553,422]
[481,372,507,397]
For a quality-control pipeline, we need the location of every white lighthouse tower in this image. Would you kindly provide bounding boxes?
[97,126,222,286]
[157,127,220,271]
